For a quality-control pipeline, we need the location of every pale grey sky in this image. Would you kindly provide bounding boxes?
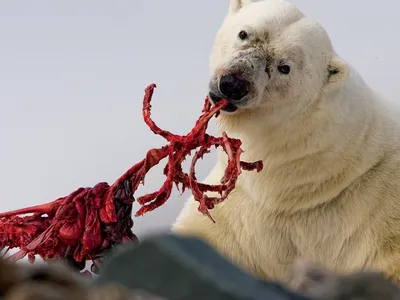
[0,0,399,244]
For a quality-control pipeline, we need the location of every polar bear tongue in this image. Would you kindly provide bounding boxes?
[209,92,238,112]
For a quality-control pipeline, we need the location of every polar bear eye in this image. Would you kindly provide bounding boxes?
[238,30,248,40]
[277,65,291,74]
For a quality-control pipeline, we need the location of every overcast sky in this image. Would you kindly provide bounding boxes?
[0,0,399,245]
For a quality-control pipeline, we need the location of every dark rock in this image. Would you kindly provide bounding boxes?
[91,234,310,300]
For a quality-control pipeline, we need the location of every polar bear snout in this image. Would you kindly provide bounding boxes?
[218,74,249,101]
[208,71,253,113]
[208,52,268,112]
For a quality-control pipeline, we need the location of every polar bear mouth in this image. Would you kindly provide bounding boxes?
[208,92,238,112]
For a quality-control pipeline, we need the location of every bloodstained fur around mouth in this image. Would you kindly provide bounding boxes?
[0,83,263,274]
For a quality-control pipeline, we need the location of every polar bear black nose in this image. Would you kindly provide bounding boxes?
[219,75,248,100]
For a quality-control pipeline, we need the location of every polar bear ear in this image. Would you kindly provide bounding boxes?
[228,0,253,14]
[324,55,350,92]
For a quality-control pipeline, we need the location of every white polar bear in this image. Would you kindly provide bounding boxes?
[172,0,400,284]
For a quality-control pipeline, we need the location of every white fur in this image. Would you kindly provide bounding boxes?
[172,0,400,284]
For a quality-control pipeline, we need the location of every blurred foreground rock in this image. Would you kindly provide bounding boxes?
[91,233,308,300]
[0,233,309,300]
[1,234,399,299]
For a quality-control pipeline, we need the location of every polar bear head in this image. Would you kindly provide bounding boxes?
[208,0,350,128]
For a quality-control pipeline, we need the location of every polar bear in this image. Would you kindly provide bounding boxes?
[172,0,400,285]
